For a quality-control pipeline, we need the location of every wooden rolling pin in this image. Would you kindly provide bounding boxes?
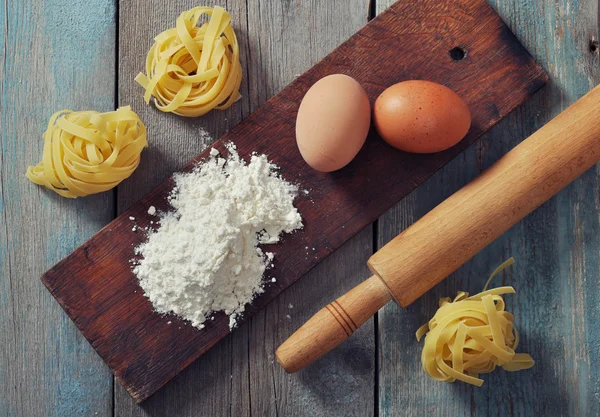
[276,84,600,373]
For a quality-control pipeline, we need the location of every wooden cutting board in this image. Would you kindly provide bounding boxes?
[41,0,547,403]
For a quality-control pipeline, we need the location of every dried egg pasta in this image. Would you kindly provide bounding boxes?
[416,258,534,386]
[136,6,242,117]
[26,106,147,198]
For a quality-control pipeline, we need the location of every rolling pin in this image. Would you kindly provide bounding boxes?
[276,84,600,373]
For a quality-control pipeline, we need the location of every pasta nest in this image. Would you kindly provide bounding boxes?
[416,258,534,386]
[26,107,147,198]
[136,6,243,117]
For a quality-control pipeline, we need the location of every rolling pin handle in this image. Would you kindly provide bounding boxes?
[276,275,392,373]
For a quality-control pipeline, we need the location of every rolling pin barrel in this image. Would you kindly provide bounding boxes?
[276,84,600,373]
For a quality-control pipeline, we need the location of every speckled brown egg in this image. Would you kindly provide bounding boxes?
[373,80,471,153]
[295,74,371,172]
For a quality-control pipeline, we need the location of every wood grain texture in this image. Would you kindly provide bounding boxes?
[3,1,596,416]
[116,1,251,415]
[41,0,546,403]
[376,0,600,416]
[0,0,115,416]
[242,2,374,417]
[115,0,373,415]
[248,228,375,417]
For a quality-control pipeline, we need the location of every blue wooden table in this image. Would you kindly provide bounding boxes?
[1,0,599,416]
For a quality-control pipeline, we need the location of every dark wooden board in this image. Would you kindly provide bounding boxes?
[41,0,547,403]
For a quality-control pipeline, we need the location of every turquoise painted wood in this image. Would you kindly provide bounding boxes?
[1,0,598,416]
[0,0,115,416]
[376,0,600,416]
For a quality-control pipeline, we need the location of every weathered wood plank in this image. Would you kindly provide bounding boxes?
[115,0,372,415]
[491,1,600,415]
[243,2,374,417]
[116,1,251,415]
[0,0,115,416]
[376,0,600,416]
[251,228,375,417]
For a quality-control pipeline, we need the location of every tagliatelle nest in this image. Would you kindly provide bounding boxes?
[416,258,535,386]
[135,6,243,117]
[26,106,147,198]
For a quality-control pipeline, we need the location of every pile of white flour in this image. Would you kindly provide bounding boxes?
[132,143,303,329]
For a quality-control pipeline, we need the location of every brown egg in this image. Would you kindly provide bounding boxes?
[296,74,371,172]
[373,80,471,153]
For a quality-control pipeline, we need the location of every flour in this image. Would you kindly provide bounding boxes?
[132,143,302,329]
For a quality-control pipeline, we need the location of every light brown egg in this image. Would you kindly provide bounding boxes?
[373,80,471,153]
[296,74,371,172]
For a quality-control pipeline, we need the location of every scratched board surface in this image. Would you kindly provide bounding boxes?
[2,1,599,417]
[41,0,546,404]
